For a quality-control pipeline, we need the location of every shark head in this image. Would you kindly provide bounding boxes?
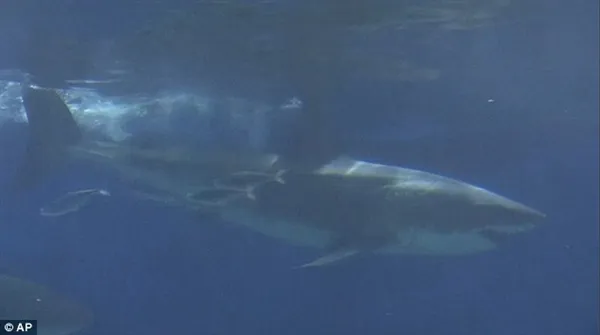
[377,169,546,255]
[289,157,547,261]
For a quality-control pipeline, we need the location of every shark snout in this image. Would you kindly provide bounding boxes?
[464,184,545,223]
[515,205,546,221]
[481,198,546,229]
[500,196,546,221]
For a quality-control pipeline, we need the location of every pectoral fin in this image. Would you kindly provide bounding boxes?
[295,248,359,269]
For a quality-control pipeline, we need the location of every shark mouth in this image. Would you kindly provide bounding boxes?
[478,229,517,245]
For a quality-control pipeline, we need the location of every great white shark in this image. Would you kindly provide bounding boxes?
[12,85,546,267]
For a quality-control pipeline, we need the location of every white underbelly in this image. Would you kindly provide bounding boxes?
[220,208,496,256]
[220,207,332,248]
[380,228,496,255]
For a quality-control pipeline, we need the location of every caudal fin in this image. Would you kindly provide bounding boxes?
[11,85,82,191]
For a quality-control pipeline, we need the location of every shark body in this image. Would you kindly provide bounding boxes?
[13,85,546,267]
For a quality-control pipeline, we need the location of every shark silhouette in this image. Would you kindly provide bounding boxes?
[13,85,546,267]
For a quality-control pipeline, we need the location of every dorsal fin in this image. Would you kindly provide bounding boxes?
[11,85,82,191]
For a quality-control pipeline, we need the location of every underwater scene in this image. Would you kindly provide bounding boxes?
[0,1,598,334]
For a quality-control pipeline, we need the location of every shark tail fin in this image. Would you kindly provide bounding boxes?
[11,85,82,191]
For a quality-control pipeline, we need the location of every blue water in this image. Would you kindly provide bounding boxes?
[1,1,598,335]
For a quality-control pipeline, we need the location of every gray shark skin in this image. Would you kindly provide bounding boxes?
[12,85,81,192]
[0,275,93,335]
[16,86,546,267]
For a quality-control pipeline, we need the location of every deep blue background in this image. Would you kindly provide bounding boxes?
[1,1,598,335]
